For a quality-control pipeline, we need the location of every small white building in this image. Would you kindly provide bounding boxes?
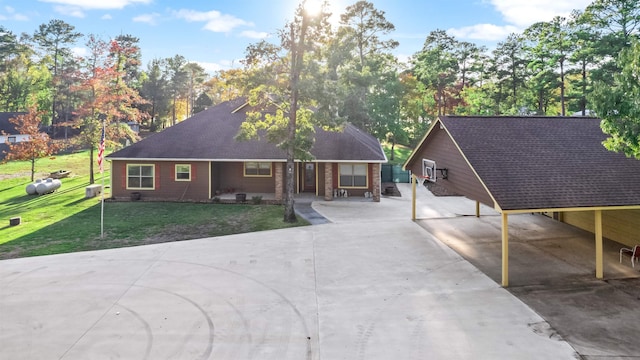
[0,112,29,144]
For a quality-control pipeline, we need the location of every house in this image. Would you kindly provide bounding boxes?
[0,112,28,160]
[404,116,640,286]
[107,98,387,203]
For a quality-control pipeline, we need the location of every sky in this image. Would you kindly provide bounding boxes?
[0,0,594,74]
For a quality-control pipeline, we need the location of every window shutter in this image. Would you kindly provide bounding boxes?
[192,164,196,181]
[170,164,175,181]
[121,163,127,188]
[155,164,160,189]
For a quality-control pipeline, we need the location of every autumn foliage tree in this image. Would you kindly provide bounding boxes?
[2,105,59,181]
[72,35,147,184]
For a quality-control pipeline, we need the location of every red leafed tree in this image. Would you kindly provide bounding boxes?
[71,35,147,184]
[2,105,59,181]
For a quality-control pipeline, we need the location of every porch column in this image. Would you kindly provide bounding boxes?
[502,213,509,287]
[476,201,480,217]
[372,163,381,202]
[275,162,283,201]
[595,209,603,279]
[324,162,333,201]
[411,174,417,220]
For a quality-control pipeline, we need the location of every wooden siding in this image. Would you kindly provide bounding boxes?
[563,209,640,248]
[111,160,210,201]
[407,126,493,207]
[329,162,374,197]
[216,162,276,194]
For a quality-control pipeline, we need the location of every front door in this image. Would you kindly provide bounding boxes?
[303,163,316,192]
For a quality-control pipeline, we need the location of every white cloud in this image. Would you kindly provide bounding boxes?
[448,0,593,44]
[489,0,592,28]
[38,0,151,10]
[173,9,253,33]
[101,14,112,20]
[54,5,85,18]
[3,5,29,21]
[196,61,224,74]
[239,30,269,39]
[72,46,88,58]
[449,23,520,42]
[133,13,160,25]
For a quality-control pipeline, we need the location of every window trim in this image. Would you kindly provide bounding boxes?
[175,164,191,182]
[244,161,272,177]
[7,136,16,144]
[126,164,156,190]
[338,163,369,189]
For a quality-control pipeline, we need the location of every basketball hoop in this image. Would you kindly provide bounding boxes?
[416,175,429,186]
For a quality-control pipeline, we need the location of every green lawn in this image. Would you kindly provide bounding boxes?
[0,150,307,259]
[383,142,413,165]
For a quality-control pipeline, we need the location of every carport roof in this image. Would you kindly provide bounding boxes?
[407,116,640,212]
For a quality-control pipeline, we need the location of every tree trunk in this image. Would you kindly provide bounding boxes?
[283,22,301,223]
[560,58,565,116]
[89,146,95,184]
[30,157,35,182]
[390,139,395,161]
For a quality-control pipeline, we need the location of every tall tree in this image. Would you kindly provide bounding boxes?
[491,33,528,114]
[412,30,459,116]
[240,1,334,222]
[2,105,59,181]
[568,10,600,115]
[583,0,640,84]
[0,26,18,66]
[334,1,399,133]
[109,34,142,90]
[524,21,561,115]
[183,62,208,117]
[591,38,640,158]
[165,55,189,126]
[73,35,146,183]
[140,58,169,130]
[32,19,82,137]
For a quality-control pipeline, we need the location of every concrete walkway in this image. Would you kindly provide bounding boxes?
[0,183,589,359]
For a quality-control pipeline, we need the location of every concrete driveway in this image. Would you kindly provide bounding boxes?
[0,184,585,359]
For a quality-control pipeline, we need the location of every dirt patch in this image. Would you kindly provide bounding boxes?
[383,181,462,197]
[382,182,401,196]
[424,181,461,196]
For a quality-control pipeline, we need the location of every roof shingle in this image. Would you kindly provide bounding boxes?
[107,98,386,162]
[440,116,640,210]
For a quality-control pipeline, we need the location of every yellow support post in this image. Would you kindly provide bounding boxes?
[476,201,480,218]
[411,174,417,220]
[501,213,509,287]
[595,210,603,279]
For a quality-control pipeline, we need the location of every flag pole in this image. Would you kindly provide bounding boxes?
[99,118,105,239]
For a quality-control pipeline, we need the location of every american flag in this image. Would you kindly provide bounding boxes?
[97,127,105,173]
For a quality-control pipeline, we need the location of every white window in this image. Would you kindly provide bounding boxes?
[244,162,272,177]
[7,136,16,143]
[339,164,368,188]
[127,164,155,189]
[175,164,191,181]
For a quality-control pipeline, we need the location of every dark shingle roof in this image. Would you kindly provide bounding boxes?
[440,116,640,211]
[0,112,26,134]
[108,98,386,162]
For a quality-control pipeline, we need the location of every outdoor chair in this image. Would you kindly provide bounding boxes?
[619,245,640,268]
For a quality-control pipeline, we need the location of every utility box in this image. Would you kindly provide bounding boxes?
[85,184,103,198]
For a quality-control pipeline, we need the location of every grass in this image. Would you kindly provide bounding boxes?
[383,142,413,165]
[0,150,307,259]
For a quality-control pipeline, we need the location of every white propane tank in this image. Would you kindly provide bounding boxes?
[36,178,62,195]
[26,179,42,195]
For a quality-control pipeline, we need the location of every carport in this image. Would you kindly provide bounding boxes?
[404,116,640,287]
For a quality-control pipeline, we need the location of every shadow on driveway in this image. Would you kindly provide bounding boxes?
[416,209,640,359]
